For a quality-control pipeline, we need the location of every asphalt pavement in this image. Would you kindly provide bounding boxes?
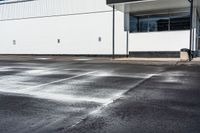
[0,56,200,133]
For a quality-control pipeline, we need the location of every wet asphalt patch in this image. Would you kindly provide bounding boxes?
[0,58,200,133]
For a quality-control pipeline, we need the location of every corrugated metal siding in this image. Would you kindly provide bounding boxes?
[0,0,111,20]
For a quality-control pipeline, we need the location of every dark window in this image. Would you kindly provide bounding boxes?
[139,16,148,32]
[148,16,157,32]
[129,12,190,33]
[129,15,138,32]
[157,18,169,31]
[148,15,169,32]
[170,14,190,31]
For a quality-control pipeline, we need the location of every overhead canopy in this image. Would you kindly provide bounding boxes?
[107,0,193,14]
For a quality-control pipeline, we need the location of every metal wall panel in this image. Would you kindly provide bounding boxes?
[0,0,111,20]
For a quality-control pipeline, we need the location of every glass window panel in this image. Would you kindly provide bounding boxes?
[129,15,138,33]
[170,13,190,31]
[148,17,157,32]
[128,12,190,33]
[157,18,169,31]
[139,16,148,32]
[149,15,169,32]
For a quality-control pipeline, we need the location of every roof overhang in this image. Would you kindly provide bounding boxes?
[107,0,192,14]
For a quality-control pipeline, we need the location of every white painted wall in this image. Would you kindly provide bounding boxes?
[129,30,190,51]
[0,11,126,55]
[0,0,192,55]
[0,0,127,55]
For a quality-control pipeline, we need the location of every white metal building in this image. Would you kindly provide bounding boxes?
[0,0,199,57]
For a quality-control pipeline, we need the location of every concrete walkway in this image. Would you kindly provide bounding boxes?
[115,57,180,62]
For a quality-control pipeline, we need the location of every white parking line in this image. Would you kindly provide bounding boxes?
[90,74,157,113]
[19,71,97,92]
[0,89,109,104]
[0,69,157,111]
[69,73,157,128]
[0,67,11,71]
[74,58,92,61]
[35,58,51,60]
[27,92,110,104]
[0,71,101,103]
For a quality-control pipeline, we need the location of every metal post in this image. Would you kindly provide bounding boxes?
[189,0,194,61]
[126,31,129,57]
[112,5,115,59]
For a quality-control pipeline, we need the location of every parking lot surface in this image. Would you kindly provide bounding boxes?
[0,56,200,133]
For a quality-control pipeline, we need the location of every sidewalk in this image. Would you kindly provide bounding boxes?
[115,57,180,62]
[192,57,200,62]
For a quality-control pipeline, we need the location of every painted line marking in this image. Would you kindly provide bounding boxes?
[68,74,157,129]
[0,71,103,103]
[35,58,51,60]
[19,71,97,92]
[0,67,11,71]
[74,58,93,61]
[0,90,109,104]
[0,70,159,130]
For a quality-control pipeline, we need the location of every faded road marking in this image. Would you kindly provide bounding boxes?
[68,74,157,129]
[19,71,97,92]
